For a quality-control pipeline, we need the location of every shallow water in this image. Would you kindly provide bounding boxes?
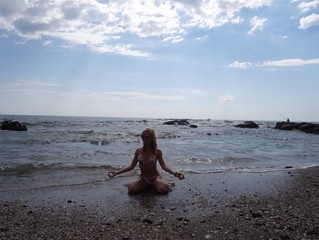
[1,115,318,189]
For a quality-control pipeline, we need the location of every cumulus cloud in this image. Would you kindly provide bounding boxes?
[299,13,319,29]
[295,1,319,30]
[248,16,267,35]
[229,58,319,69]
[298,0,319,13]
[0,0,273,57]
[219,95,235,103]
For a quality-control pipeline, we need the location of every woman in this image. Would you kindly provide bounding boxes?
[108,128,184,194]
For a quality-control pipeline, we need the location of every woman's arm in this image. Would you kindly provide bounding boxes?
[157,149,185,180]
[108,149,139,178]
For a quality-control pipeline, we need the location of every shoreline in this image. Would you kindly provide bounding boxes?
[1,167,319,239]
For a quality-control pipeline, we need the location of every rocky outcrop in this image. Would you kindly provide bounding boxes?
[163,119,198,128]
[275,121,319,134]
[0,120,28,131]
[235,121,259,129]
[163,119,190,126]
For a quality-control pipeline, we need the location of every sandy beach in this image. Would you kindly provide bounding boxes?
[1,167,319,239]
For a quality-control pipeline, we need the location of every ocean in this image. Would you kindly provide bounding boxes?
[1,115,318,191]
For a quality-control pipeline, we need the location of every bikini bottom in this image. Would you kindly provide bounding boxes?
[140,174,158,185]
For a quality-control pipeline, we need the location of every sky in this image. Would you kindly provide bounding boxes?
[0,0,318,121]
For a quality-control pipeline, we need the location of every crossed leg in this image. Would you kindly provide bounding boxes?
[127,178,148,194]
[152,176,172,194]
[127,176,172,194]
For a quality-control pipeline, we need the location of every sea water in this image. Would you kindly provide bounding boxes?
[1,115,318,191]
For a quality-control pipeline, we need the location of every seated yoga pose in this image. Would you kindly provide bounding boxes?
[108,128,184,194]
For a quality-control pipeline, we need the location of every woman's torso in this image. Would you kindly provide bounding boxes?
[137,148,159,178]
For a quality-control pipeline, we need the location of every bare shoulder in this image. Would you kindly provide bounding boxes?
[135,148,142,155]
[156,148,163,157]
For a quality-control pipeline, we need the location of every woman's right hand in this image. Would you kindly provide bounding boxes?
[175,172,185,180]
[108,171,116,178]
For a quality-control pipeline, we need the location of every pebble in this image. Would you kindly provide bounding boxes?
[142,219,153,224]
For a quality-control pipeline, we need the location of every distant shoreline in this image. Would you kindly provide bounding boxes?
[1,113,319,123]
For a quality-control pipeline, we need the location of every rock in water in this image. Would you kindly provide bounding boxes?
[235,121,259,129]
[0,120,28,131]
[163,119,191,126]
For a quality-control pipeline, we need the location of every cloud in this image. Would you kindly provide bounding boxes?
[0,80,188,101]
[299,13,319,29]
[219,95,235,103]
[248,16,267,35]
[298,0,319,13]
[0,0,273,57]
[42,40,52,46]
[180,89,208,97]
[260,58,319,67]
[12,79,63,88]
[295,1,319,29]
[0,33,8,39]
[228,61,252,69]
[196,35,209,42]
[98,91,186,101]
[229,58,319,69]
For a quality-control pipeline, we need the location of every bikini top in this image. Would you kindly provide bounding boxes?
[138,154,158,165]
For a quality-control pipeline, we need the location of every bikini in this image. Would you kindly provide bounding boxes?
[138,154,159,185]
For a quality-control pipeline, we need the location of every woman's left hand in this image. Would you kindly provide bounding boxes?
[108,172,116,178]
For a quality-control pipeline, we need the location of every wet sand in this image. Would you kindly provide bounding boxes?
[1,167,319,239]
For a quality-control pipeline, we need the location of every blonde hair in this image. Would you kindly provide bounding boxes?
[142,128,157,153]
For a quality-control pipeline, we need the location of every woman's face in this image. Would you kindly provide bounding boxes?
[141,130,151,143]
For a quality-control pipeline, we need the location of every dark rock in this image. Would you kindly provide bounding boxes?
[275,121,285,129]
[299,124,316,133]
[176,217,189,222]
[163,119,190,126]
[250,211,262,218]
[295,122,308,129]
[313,127,319,134]
[142,219,153,224]
[235,121,259,129]
[163,119,199,128]
[1,120,28,131]
[275,121,299,130]
[280,123,298,130]
[275,121,319,134]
